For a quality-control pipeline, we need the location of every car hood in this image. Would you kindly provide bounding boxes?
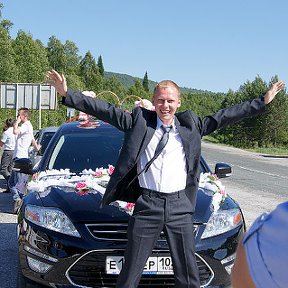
[26,186,229,224]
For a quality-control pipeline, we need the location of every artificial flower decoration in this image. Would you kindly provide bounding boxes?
[75,182,89,195]
[27,168,226,215]
[125,202,135,212]
[27,166,135,215]
[95,170,103,177]
[108,165,115,175]
[75,182,89,191]
[199,172,227,212]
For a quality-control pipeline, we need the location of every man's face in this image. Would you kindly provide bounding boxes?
[18,110,27,123]
[152,86,181,125]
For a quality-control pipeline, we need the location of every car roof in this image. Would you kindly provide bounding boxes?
[57,120,119,134]
[39,126,59,132]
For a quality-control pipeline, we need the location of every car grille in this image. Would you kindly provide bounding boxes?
[86,223,199,241]
[66,250,213,288]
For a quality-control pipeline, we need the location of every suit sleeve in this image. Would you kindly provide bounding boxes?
[62,89,133,131]
[198,97,266,137]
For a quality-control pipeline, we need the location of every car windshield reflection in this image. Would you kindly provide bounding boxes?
[47,131,123,173]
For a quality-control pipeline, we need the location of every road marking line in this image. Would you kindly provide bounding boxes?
[234,165,288,179]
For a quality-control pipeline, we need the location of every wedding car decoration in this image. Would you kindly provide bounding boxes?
[198,172,227,212]
[27,166,135,215]
[27,168,226,215]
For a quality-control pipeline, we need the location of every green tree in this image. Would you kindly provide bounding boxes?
[63,40,83,90]
[47,35,66,72]
[0,26,18,82]
[238,77,269,147]
[142,71,149,92]
[1,19,13,33]
[216,76,288,148]
[261,76,288,146]
[80,51,103,92]
[127,80,150,98]
[97,55,105,77]
[47,37,84,89]
[12,30,49,82]
[103,76,126,101]
[64,40,81,74]
[0,2,18,82]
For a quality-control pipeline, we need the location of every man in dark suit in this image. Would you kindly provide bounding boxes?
[48,69,284,288]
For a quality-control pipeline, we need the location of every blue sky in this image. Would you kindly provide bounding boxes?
[1,0,287,92]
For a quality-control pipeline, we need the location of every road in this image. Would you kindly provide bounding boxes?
[0,142,287,287]
[201,141,288,227]
[0,178,18,288]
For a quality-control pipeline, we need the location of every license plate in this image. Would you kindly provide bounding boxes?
[106,256,174,275]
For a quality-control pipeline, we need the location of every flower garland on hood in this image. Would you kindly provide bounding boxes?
[27,167,227,215]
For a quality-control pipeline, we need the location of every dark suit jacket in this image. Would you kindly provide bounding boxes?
[63,90,266,211]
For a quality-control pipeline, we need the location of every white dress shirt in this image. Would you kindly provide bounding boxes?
[13,121,33,159]
[138,117,187,192]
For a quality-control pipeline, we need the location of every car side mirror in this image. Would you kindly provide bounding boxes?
[215,162,232,178]
[13,158,34,175]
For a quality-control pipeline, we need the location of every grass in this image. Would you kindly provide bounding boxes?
[247,147,288,156]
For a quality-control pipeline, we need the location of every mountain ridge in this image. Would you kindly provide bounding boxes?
[104,71,211,94]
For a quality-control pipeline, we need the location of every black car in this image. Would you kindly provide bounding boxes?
[17,120,245,288]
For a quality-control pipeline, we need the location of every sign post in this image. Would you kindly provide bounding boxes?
[0,83,57,130]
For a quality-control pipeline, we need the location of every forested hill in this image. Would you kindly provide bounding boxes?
[104,71,209,94]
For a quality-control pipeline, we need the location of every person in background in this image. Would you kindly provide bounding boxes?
[8,108,40,213]
[231,201,288,288]
[48,69,284,288]
[0,118,16,193]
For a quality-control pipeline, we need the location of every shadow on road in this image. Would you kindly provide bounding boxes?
[261,154,288,159]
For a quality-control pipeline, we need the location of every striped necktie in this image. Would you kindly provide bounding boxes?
[144,125,172,172]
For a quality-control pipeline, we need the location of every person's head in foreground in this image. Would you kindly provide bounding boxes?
[231,201,288,288]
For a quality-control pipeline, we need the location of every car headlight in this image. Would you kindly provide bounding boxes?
[201,208,243,239]
[25,205,81,237]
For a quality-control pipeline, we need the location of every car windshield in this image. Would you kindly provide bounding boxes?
[47,131,123,173]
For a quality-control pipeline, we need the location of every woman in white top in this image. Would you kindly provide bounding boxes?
[0,118,16,192]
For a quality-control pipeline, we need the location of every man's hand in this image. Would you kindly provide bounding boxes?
[47,69,68,96]
[264,80,285,105]
[13,116,21,135]
[16,115,21,125]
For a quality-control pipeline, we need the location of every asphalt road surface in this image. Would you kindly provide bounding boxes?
[0,142,287,287]
[0,178,18,288]
[201,141,288,227]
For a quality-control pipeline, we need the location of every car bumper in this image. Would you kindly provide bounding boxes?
[18,224,243,288]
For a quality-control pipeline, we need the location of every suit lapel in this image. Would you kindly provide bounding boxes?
[136,112,157,159]
[175,117,191,169]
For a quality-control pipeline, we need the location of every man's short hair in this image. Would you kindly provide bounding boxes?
[18,107,30,119]
[153,80,181,98]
